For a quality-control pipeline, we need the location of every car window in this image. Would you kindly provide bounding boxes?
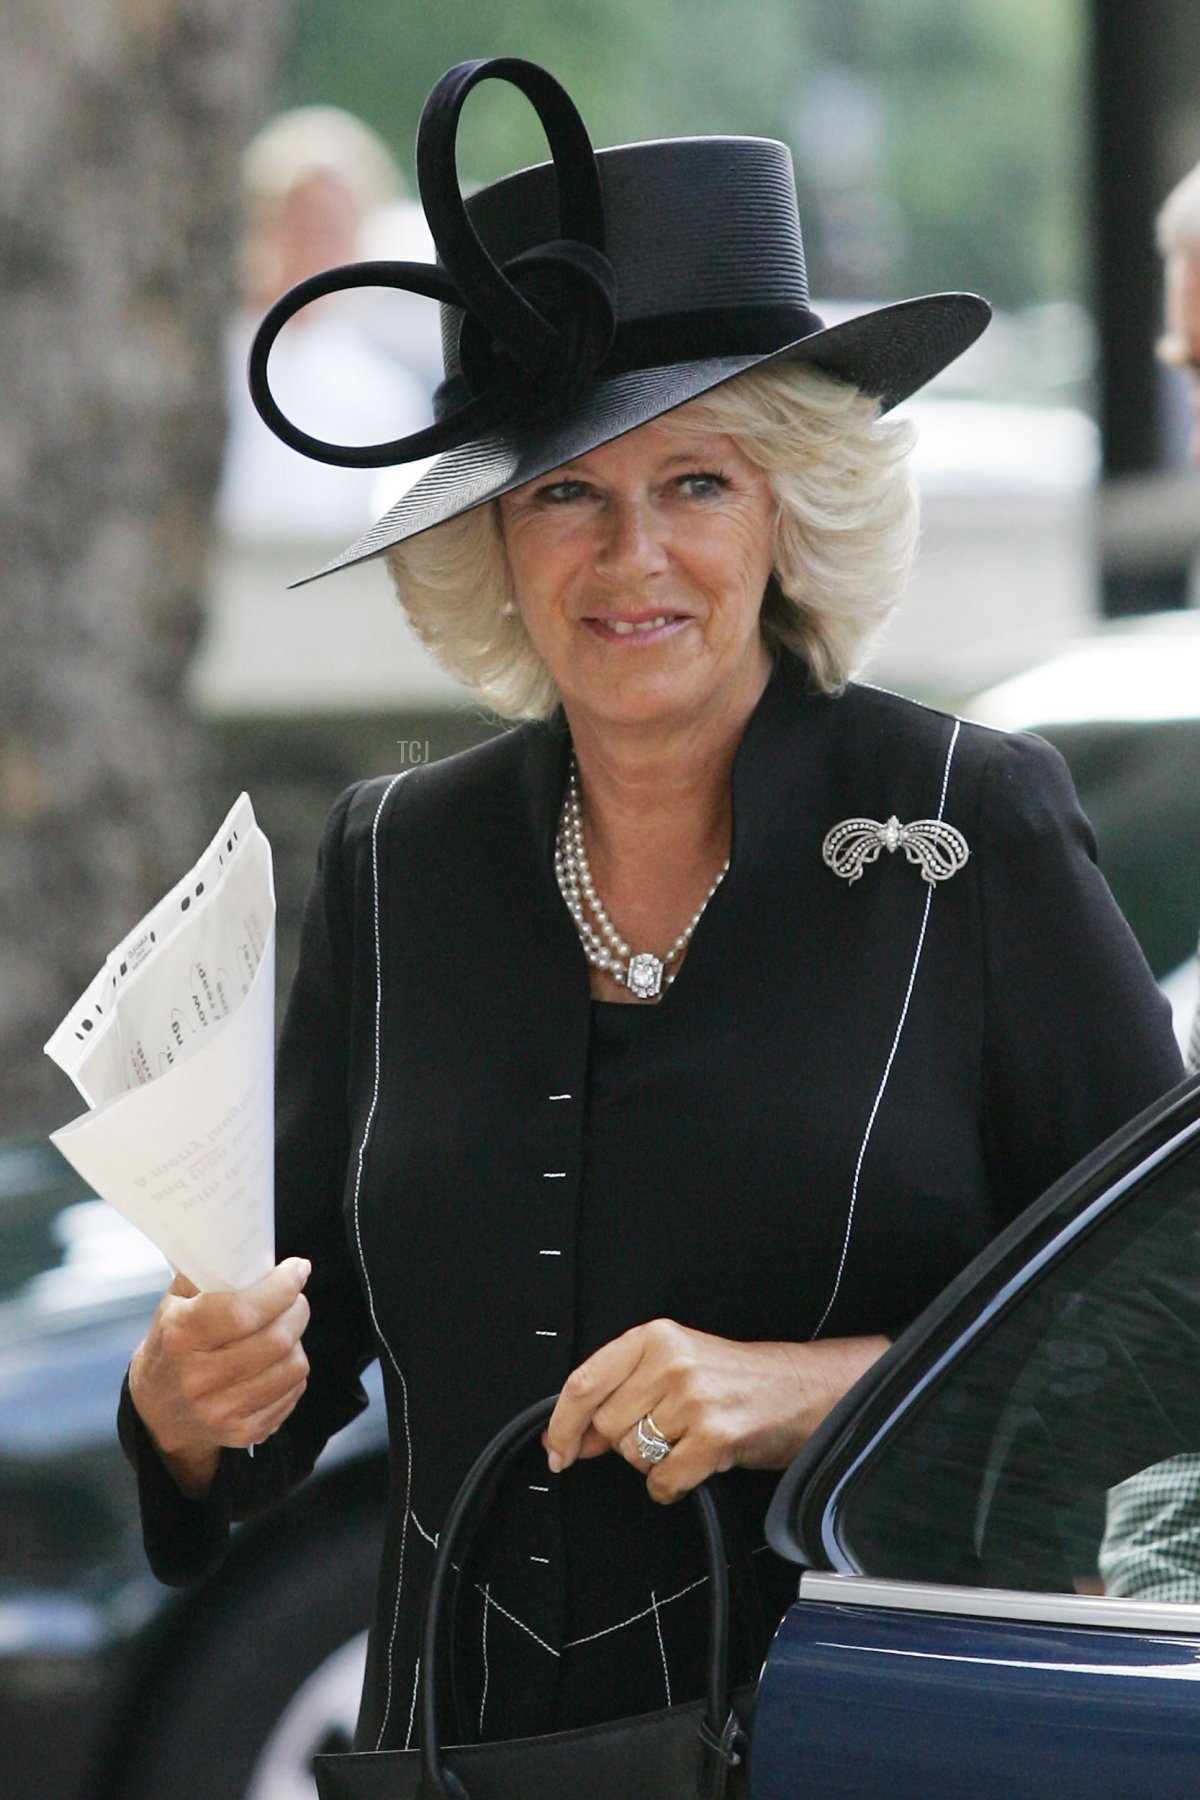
[831,1125,1200,1601]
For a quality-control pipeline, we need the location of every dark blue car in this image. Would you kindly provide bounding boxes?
[753,1072,1200,1798]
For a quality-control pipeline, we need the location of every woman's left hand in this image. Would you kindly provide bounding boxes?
[544,1319,890,1503]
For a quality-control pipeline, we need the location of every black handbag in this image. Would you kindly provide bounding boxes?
[314,1395,755,1799]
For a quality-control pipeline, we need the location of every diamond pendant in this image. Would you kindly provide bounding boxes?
[626,951,664,1000]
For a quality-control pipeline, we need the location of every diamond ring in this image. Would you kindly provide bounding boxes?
[635,1412,675,1464]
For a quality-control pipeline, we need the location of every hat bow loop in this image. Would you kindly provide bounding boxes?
[248,56,617,470]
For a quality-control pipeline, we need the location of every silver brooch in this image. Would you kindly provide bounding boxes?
[822,815,970,885]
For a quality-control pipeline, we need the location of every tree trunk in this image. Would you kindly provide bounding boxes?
[0,0,286,1131]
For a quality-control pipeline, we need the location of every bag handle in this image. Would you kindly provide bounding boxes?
[417,1395,747,1798]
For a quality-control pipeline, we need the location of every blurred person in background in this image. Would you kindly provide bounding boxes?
[1157,160,1200,473]
[217,106,430,541]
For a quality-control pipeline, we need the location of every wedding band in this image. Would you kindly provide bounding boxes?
[635,1412,675,1464]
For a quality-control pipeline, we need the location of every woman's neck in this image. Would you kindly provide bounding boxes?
[563,648,772,911]
[569,731,734,869]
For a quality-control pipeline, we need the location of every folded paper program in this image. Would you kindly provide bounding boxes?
[44,794,276,1293]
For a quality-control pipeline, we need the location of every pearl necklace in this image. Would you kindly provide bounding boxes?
[554,758,730,1001]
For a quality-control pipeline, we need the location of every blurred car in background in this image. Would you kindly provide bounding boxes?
[966,607,1200,1047]
[0,1138,386,1800]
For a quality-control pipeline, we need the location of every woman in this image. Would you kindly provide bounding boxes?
[121,58,1184,1750]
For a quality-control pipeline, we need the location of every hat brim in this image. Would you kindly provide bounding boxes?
[294,290,989,586]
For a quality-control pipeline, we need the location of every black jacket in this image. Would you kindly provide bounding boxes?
[120,651,1184,1745]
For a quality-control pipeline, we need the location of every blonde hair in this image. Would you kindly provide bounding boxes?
[241,107,401,215]
[385,360,918,719]
[1157,161,1200,260]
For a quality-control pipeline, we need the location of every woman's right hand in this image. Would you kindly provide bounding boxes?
[128,1257,312,1499]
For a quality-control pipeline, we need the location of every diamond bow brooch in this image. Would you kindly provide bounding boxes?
[822,815,970,885]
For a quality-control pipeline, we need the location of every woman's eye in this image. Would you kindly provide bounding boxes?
[678,471,729,497]
[535,479,590,504]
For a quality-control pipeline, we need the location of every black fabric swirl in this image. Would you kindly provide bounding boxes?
[247,57,619,470]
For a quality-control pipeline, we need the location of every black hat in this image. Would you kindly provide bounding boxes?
[249,57,990,582]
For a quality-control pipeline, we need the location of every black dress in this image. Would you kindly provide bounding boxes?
[119,651,1184,1748]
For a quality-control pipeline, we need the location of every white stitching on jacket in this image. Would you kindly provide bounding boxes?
[810,720,964,1339]
[651,1590,672,1705]
[349,771,415,1749]
[561,1573,708,1649]
[405,1656,420,1750]
[478,1585,562,1657]
[479,1585,491,1735]
[410,1508,438,1549]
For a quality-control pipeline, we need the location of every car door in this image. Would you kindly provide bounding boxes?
[752,1075,1200,1799]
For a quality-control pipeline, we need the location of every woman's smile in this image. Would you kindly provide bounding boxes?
[582,610,693,642]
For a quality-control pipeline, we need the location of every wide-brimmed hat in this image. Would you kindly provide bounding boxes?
[249,57,991,583]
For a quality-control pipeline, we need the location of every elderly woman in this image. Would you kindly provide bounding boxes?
[121,58,1183,1754]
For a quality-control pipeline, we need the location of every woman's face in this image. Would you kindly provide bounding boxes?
[497,411,776,737]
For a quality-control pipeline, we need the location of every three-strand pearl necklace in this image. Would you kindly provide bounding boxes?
[554,757,730,1001]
